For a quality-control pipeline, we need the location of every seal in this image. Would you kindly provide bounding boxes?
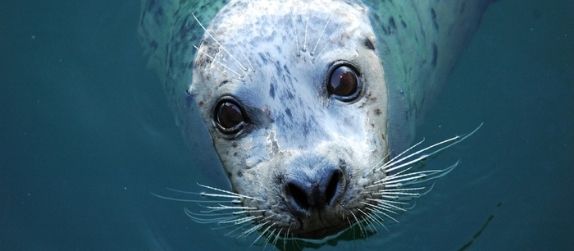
[140,0,489,244]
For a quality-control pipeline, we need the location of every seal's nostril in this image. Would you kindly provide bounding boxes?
[283,166,346,215]
[286,182,310,211]
[325,169,342,205]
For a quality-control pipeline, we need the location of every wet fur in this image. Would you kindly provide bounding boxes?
[140,0,489,246]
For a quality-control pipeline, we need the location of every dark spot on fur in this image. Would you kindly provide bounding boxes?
[258,52,269,63]
[286,90,295,100]
[303,123,309,137]
[374,108,382,116]
[232,142,238,148]
[274,60,282,74]
[364,38,375,51]
[275,174,285,185]
[269,83,275,99]
[431,43,438,67]
[198,101,204,107]
[233,152,238,156]
[283,64,291,75]
[285,108,292,119]
[237,171,243,177]
[430,8,439,31]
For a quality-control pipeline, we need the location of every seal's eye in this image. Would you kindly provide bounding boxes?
[214,99,248,135]
[327,64,361,101]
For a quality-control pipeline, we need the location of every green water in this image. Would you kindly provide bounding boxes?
[1,0,573,250]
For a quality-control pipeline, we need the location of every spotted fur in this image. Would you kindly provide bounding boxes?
[140,0,490,243]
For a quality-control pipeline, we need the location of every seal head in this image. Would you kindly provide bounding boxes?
[189,0,389,239]
[141,0,490,244]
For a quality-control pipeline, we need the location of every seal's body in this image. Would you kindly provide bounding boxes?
[140,0,489,241]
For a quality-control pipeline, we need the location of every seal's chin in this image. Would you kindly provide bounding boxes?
[293,222,349,240]
[288,210,352,240]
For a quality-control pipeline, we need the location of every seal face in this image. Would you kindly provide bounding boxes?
[189,0,390,239]
[141,0,488,244]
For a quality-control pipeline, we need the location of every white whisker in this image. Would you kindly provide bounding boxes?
[272,228,283,247]
[379,187,428,192]
[311,16,331,56]
[382,161,459,186]
[366,199,405,211]
[303,17,309,52]
[199,192,241,199]
[151,192,237,203]
[370,138,426,173]
[363,208,385,228]
[382,123,483,174]
[242,51,255,73]
[384,136,459,173]
[358,208,379,232]
[292,13,300,54]
[193,45,242,78]
[375,191,421,197]
[224,224,250,237]
[378,199,411,206]
[370,210,390,231]
[238,220,270,239]
[151,192,200,203]
[191,14,248,72]
[263,228,277,250]
[165,187,197,194]
[210,210,264,216]
[343,214,357,240]
[251,222,275,246]
[349,211,366,239]
[184,209,237,224]
[224,216,261,225]
[370,151,392,173]
[205,205,256,211]
[192,209,263,217]
[362,202,400,223]
[197,183,263,201]
[282,226,290,251]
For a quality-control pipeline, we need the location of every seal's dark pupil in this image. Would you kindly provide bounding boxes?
[217,102,244,130]
[329,66,358,97]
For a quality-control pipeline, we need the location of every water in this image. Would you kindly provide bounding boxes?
[1,0,573,250]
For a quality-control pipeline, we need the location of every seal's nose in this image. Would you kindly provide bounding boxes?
[284,166,346,216]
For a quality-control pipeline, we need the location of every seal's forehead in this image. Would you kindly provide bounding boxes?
[191,0,375,86]
[207,0,371,45]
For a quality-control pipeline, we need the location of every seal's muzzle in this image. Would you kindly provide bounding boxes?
[280,154,348,231]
